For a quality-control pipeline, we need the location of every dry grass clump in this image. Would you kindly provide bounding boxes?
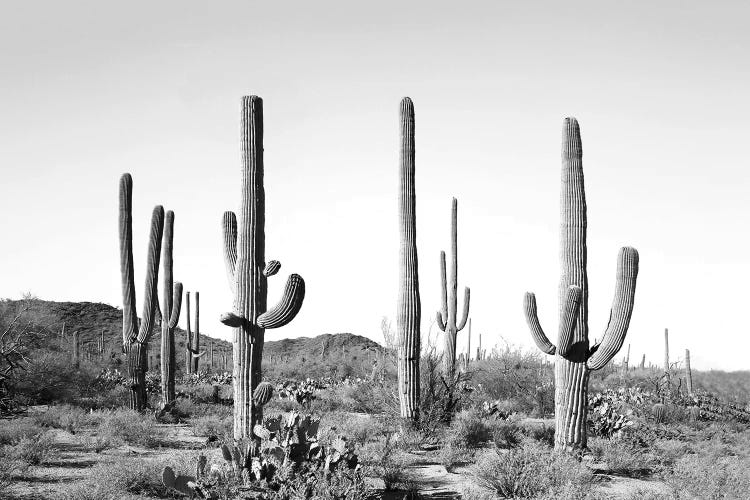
[190,414,233,440]
[667,453,750,499]
[0,417,44,445]
[2,431,56,465]
[470,441,595,499]
[95,409,162,448]
[33,404,90,433]
[56,457,188,500]
[589,437,658,478]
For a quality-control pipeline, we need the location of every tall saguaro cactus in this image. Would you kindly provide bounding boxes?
[436,198,470,380]
[72,330,80,368]
[160,211,183,407]
[185,291,204,374]
[396,97,421,422]
[119,173,164,411]
[664,328,670,376]
[523,118,639,451]
[685,348,693,395]
[221,96,306,440]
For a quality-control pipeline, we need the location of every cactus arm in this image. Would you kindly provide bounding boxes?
[587,247,639,370]
[220,312,245,327]
[135,206,165,343]
[119,174,139,345]
[168,282,183,329]
[523,292,556,355]
[437,250,448,330]
[435,311,446,332]
[222,211,238,287]
[456,287,470,331]
[263,260,281,277]
[256,274,305,329]
[557,285,583,357]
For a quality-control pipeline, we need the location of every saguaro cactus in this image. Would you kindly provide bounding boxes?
[396,97,421,422]
[664,328,670,376]
[160,211,183,407]
[185,291,204,374]
[523,118,639,451]
[622,344,630,374]
[119,173,164,410]
[640,353,646,369]
[436,198,470,380]
[685,348,693,395]
[72,330,80,368]
[220,96,306,440]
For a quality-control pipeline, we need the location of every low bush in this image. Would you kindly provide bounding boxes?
[668,453,750,499]
[96,409,162,448]
[589,438,657,478]
[191,414,232,440]
[0,417,44,445]
[3,431,56,465]
[446,410,493,448]
[33,404,89,433]
[470,442,595,499]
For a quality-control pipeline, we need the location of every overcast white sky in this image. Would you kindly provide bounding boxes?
[1,1,749,370]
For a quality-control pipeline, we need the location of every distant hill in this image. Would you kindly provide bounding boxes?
[0,299,387,380]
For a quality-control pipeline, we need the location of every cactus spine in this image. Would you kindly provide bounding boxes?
[160,211,183,407]
[396,97,421,422]
[523,118,639,451]
[685,348,693,395]
[119,173,163,411]
[221,96,306,440]
[436,198,471,380]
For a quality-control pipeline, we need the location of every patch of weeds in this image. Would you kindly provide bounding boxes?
[33,404,89,434]
[4,431,56,465]
[97,409,162,448]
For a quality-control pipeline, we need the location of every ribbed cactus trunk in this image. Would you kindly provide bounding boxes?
[466,320,471,368]
[192,292,200,373]
[185,291,192,375]
[640,354,646,369]
[119,173,164,411]
[160,211,182,408]
[221,96,305,441]
[685,348,693,395]
[524,118,639,451]
[622,344,630,374]
[664,328,670,375]
[396,97,421,422]
[436,198,470,381]
[72,330,80,369]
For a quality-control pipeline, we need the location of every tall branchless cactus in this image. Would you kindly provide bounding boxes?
[160,211,183,407]
[622,344,630,374]
[185,291,193,375]
[664,328,670,375]
[436,198,470,380]
[396,97,421,422]
[185,292,203,374]
[523,118,639,451]
[72,330,80,368]
[220,96,306,440]
[192,292,201,373]
[685,348,693,395]
[119,173,164,411]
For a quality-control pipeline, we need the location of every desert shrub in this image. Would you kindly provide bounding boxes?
[33,404,89,433]
[437,441,474,472]
[56,457,183,499]
[97,409,162,448]
[589,438,657,478]
[519,423,555,447]
[470,442,594,498]
[81,433,118,453]
[361,434,409,489]
[668,453,750,499]
[621,489,673,500]
[74,385,131,410]
[191,414,232,440]
[4,431,56,465]
[0,455,28,494]
[492,421,523,450]
[13,351,101,405]
[446,409,492,448]
[0,417,44,445]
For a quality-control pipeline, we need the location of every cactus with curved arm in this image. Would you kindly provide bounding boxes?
[396,97,421,422]
[160,210,183,407]
[220,96,306,440]
[523,118,639,451]
[436,198,470,381]
[185,291,205,374]
[119,173,164,410]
